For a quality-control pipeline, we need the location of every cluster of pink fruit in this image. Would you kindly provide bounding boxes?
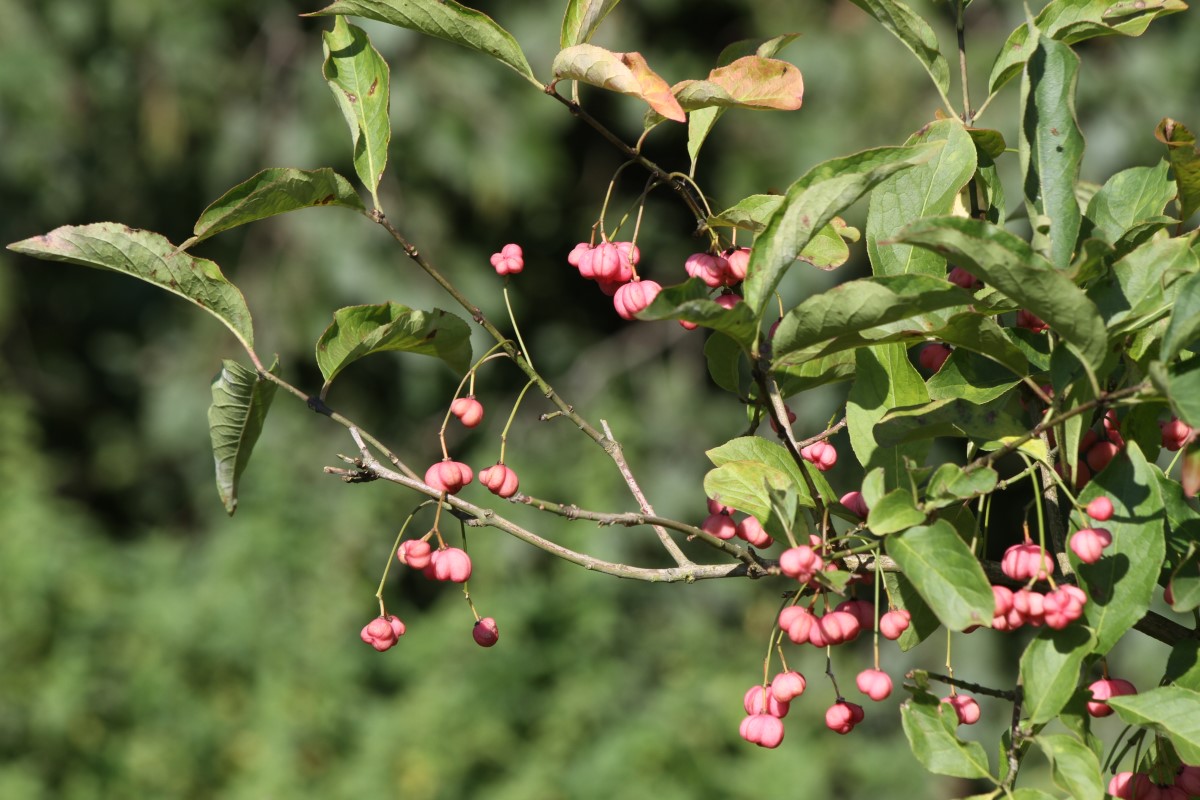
[426,396,521,499]
[1109,765,1200,800]
[1162,416,1198,451]
[564,240,663,320]
[700,498,774,547]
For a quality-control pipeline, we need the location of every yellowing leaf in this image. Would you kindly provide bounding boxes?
[674,56,803,111]
[552,44,685,122]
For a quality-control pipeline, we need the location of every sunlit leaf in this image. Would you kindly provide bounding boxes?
[847,0,951,107]
[209,359,279,515]
[553,45,685,122]
[847,343,930,486]
[7,223,254,350]
[1157,117,1200,221]
[702,460,793,523]
[189,167,366,245]
[1020,626,1094,724]
[321,18,391,205]
[639,279,757,346]
[886,520,994,631]
[306,0,538,86]
[1084,160,1176,246]
[315,302,472,391]
[874,394,1026,446]
[1108,686,1200,764]
[560,0,622,49]
[900,689,993,779]
[673,56,803,111]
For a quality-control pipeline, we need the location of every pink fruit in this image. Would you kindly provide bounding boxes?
[1069,527,1112,564]
[740,713,785,748]
[801,440,838,471]
[679,319,699,331]
[714,292,743,309]
[614,279,662,318]
[615,240,640,265]
[424,460,474,494]
[684,252,733,287]
[944,694,980,725]
[918,344,952,372]
[744,684,789,718]
[360,615,406,652]
[1109,772,1136,800]
[1176,765,1200,795]
[735,515,773,548]
[840,490,869,518]
[1012,589,1046,626]
[431,547,473,583]
[397,539,433,570]
[1043,585,1087,629]
[707,497,735,516]
[472,617,499,647]
[567,242,590,267]
[817,611,861,645]
[771,670,807,703]
[835,600,874,632]
[1086,496,1114,521]
[825,701,863,734]
[479,463,520,498]
[992,585,1015,617]
[1086,441,1121,472]
[589,242,626,282]
[768,405,797,435]
[781,606,815,644]
[856,669,893,701]
[878,609,911,640]
[1001,543,1054,582]
[779,545,824,582]
[1016,309,1048,333]
[1086,678,1136,717]
[724,247,751,282]
[450,396,484,428]
[701,513,737,540]
[1162,417,1197,451]
[489,243,524,275]
[947,266,980,290]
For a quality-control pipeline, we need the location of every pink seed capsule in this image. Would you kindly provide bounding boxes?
[701,513,737,540]
[724,247,751,282]
[424,460,474,495]
[735,515,773,548]
[840,490,869,518]
[613,279,662,320]
[770,670,807,703]
[432,547,473,583]
[479,463,520,498]
[1069,527,1112,564]
[472,617,499,647]
[450,396,484,428]
[360,615,405,652]
[743,684,789,718]
[397,539,433,570]
[856,669,893,701]
[1086,496,1114,521]
[1086,678,1136,717]
[489,243,524,275]
[918,343,951,372]
[943,694,980,725]
[878,609,911,640]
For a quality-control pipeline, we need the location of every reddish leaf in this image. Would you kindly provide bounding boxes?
[552,44,685,122]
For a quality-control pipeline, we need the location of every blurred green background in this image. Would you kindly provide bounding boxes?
[1,1,1197,797]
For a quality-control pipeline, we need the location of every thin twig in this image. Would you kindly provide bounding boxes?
[918,670,1016,700]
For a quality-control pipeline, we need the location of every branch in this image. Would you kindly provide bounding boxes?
[915,670,1016,701]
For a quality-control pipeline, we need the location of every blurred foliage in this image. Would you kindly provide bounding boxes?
[1,0,1197,796]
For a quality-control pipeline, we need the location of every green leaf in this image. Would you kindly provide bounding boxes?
[1108,686,1200,764]
[639,279,757,346]
[321,18,391,206]
[306,0,538,87]
[925,464,998,510]
[1166,355,1200,429]
[208,359,279,515]
[847,343,930,487]
[1169,547,1200,613]
[189,168,366,245]
[967,127,1006,160]
[1157,117,1200,221]
[868,489,927,535]
[771,274,974,367]
[1011,791,1058,800]
[315,302,472,390]
[894,216,1108,369]
[1085,161,1176,246]
[774,351,857,396]
[796,220,852,270]
[874,394,1027,447]
[926,349,1021,405]
[986,0,1185,100]
[900,689,993,779]
[702,460,794,523]
[1087,234,1198,337]
[1157,465,1200,558]
[885,520,994,631]
[560,0,621,48]
[846,0,952,108]
[706,436,813,508]
[883,570,941,651]
[1020,35,1084,270]
[929,314,1029,377]
[7,223,254,351]
[553,45,685,122]
[867,119,977,278]
[1075,443,1165,656]
[1036,733,1105,800]
[1163,273,1200,364]
[1164,639,1200,692]
[743,142,942,317]
[704,332,743,394]
[673,56,804,112]
[1019,626,1095,724]
[707,194,784,233]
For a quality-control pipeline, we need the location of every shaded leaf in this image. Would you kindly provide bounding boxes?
[894,216,1108,369]
[1075,443,1166,655]
[1108,686,1200,764]
[1020,35,1084,270]
[1164,355,1200,429]
[316,302,472,390]
[7,223,254,350]
[930,314,1028,377]
[885,520,994,631]
[560,0,622,49]
[1020,626,1094,724]
[1163,272,1200,364]
[321,18,391,205]
[867,119,977,277]
[209,359,279,515]
[1164,640,1200,692]
[1157,117,1200,221]
[926,349,1021,405]
[900,689,993,779]
[847,0,952,107]
[704,332,743,394]
[306,0,537,86]
[743,142,942,317]
[771,274,974,367]
[883,570,941,651]
[874,394,1026,446]
[1085,161,1176,246]
[553,45,684,122]
[775,350,857,396]
[707,194,784,233]
[190,168,365,244]
[1088,235,1198,337]
[847,343,930,487]
[967,127,1006,160]
[639,279,757,346]
[795,220,852,270]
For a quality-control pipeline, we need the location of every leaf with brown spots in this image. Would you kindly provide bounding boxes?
[552,44,685,122]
